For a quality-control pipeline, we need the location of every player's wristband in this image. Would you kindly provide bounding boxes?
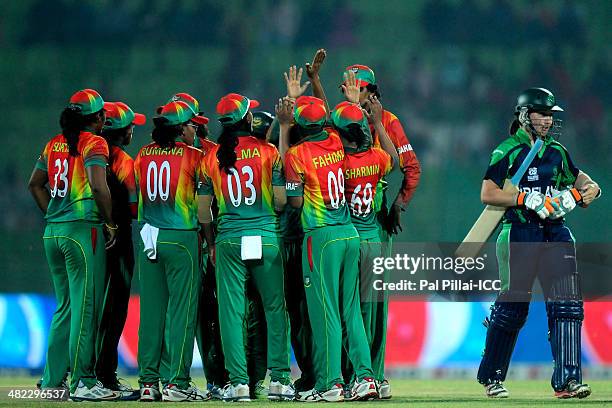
[569,188,583,203]
[516,192,526,206]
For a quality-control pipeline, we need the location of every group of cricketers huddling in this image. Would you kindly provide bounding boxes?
[29,48,599,402]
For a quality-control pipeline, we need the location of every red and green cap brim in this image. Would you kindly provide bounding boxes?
[294,96,327,128]
[344,64,376,87]
[68,88,108,115]
[104,101,147,129]
[331,101,367,131]
[216,93,260,126]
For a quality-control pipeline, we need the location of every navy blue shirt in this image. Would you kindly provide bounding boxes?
[484,128,580,224]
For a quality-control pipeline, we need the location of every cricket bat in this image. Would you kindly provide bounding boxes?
[455,138,543,258]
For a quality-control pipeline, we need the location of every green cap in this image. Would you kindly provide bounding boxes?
[216,93,260,125]
[156,101,208,126]
[252,111,274,138]
[104,102,146,129]
[294,96,327,128]
[68,89,111,115]
[331,101,367,131]
[345,65,376,87]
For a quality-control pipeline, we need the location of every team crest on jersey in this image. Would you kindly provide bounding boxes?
[527,166,539,182]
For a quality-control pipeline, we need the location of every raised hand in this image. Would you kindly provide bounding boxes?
[275,97,295,126]
[341,69,360,104]
[305,48,326,79]
[363,95,383,124]
[284,65,310,99]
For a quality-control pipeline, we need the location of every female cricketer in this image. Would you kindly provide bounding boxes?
[96,101,145,400]
[304,50,421,234]
[283,95,377,402]
[163,92,228,398]
[198,93,293,402]
[28,89,118,401]
[477,88,601,399]
[134,100,209,402]
[331,95,398,400]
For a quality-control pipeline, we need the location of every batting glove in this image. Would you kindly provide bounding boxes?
[517,191,558,219]
[549,188,583,219]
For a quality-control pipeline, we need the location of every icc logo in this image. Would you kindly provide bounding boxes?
[527,167,539,182]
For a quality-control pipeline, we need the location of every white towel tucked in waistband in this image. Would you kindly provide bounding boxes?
[140,223,159,260]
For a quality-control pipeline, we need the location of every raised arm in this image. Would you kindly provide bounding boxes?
[284,65,310,99]
[364,95,399,170]
[305,48,330,114]
[275,96,295,159]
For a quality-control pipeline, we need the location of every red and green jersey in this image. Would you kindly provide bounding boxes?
[370,109,421,208]
[134,142,204,230]
[344,147,392,239]
[107,144,137,224]
[284,129,350,232]
[200,133,284,241]
[35,131,109,223]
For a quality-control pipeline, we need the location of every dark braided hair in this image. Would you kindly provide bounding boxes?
[59,107,102,156]
[152,117,182,149]
[217,117,250,174]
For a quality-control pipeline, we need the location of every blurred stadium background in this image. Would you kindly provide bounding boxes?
[0,0,610,379]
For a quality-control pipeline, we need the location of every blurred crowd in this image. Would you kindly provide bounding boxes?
[1,0,609,233]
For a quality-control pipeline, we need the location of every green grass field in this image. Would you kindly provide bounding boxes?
[0,376,611,407]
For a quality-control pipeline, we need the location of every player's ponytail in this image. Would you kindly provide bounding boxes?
[217,117,249,174]
[60,107,101,156]
[152,117,181,149]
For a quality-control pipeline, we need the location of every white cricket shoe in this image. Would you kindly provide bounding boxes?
[378,379,392,399]
[222,383,251,402]
[485,381,509,398]
[162,383,211,401]
[297,384,344,402]
[139,382,161,402]
[268,381,295,401]
[348,377,378,401]
[70,380,119,401]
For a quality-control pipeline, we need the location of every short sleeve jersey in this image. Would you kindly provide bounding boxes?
[35,131,109,222]
[107,144,137,224]
[344,147,392,239]
[284,128,350,232]
[484,128,580,224]
[200,134,284,241]
[134,142,204,230]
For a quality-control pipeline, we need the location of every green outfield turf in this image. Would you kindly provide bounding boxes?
[0,376,610,407]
